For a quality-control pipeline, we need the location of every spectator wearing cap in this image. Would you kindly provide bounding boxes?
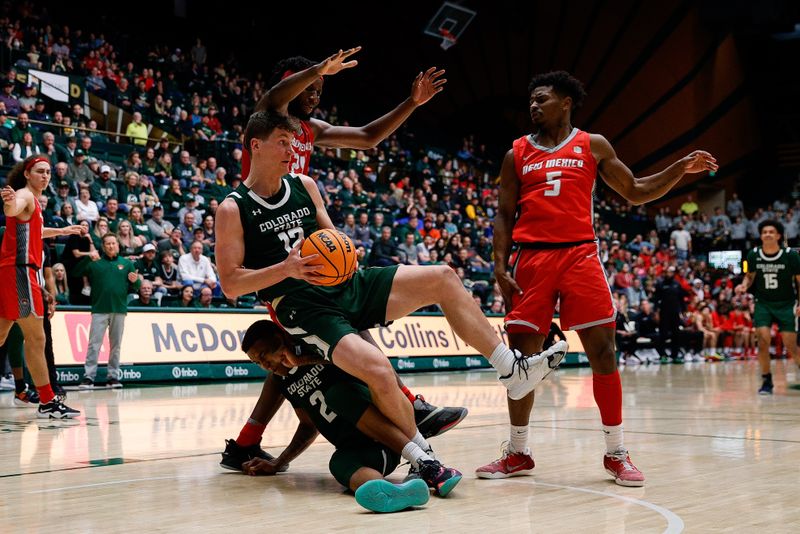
[52,179,78,215]
[420,215,441,241]
[187,181,206,210]
[177,195,204,228]
[329,194,346,227]
[146,205,174,241]
[178,241,218,293]
[0,80,20,115]
[67,149,95,186]
[90,165,118,211]
[125,111,148,146]
[135,244,165,294]
[18,84,37,112]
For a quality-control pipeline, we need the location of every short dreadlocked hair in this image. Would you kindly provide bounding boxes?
[527,71,587,111]
[268,56,317,87]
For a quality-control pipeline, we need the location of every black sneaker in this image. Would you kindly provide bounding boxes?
[220,438,289,472]
[78,377,94,390]
[37,396,80,419]
[13,386,40,406]
[106,378,123,389]
[417,459,462,497]
[758,374,773,395]
[413,395,469,439]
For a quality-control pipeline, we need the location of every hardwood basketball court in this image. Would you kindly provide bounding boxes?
[1,361,798,532]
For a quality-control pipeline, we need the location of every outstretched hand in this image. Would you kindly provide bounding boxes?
[242,457,283,476]
[317,47,362,76]
[1,186,15,205]
[681,151,718,174]
[410,67,447,105]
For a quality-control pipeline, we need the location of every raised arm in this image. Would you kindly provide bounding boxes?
[214,198,321,298]
[254,47,362,114]
[591,134,718,205]
[313,67,446,149]
[1,186,32,218]
[493,149,523,308]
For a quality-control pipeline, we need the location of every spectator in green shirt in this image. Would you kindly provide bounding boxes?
[74,233,140,389]
[90,165,118,210]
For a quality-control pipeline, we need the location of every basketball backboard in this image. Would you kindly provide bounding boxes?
[424,2,476,50]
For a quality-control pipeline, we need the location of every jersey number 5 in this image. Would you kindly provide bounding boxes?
[278,228,304,254]
[544,171,562,197]
[310,390,337,423]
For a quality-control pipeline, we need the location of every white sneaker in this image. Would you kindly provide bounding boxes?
[500,340,568,400]
[0,375,15,391]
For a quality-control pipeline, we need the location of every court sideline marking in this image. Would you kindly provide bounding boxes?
[505,478,685,534]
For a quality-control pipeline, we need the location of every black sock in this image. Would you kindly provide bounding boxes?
[762,373,772,381]
[15,377,25,394]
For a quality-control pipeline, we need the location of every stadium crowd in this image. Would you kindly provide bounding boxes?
[0,8,792,362]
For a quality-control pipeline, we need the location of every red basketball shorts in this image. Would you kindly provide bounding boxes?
[505,242,616,334]
[0,266,44,321]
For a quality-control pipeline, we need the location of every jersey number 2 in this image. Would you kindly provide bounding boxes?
[544,171,562,197]
[278,228,304,254]
[310,390,337,423]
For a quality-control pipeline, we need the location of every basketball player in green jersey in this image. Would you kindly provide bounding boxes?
[737,219,800,394]
[235,320,461,512]
[215,112,567,465]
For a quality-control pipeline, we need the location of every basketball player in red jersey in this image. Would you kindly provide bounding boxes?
[222,50,459,469]
[478,71,717,485]
[240,46,446,177]
[0,155,84,418]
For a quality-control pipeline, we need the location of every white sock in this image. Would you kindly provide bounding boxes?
[508,424,529,454]
[602,424,624,454]
[401,442,432,468]
[412,430,435,459]
[489,343,515,375]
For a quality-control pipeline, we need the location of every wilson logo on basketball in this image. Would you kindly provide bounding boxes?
[64,314,111,363]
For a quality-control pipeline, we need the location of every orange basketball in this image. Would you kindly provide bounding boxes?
[300,229,358,286]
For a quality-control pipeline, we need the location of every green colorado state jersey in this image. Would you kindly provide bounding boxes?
[226,174,319,300]
[276,364,372,449]
[746,247,800,302]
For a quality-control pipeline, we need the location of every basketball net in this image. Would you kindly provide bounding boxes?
[439,28,456,50]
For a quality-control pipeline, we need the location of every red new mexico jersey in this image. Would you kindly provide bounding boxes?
[512,128,597,244]
[0,197,43,268]
[241,120,315,178]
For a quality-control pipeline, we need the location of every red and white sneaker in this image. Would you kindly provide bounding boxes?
[475,445,535,479]
[604,450,645,487]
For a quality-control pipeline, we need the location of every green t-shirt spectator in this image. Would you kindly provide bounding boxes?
[73,254,141,314]
[90,177,118,204]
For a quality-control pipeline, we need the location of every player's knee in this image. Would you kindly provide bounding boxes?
[436,265,461,292]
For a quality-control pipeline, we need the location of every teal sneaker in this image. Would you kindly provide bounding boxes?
[354,478,429,513]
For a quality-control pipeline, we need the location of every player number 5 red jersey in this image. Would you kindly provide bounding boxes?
[512,128,597,244]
